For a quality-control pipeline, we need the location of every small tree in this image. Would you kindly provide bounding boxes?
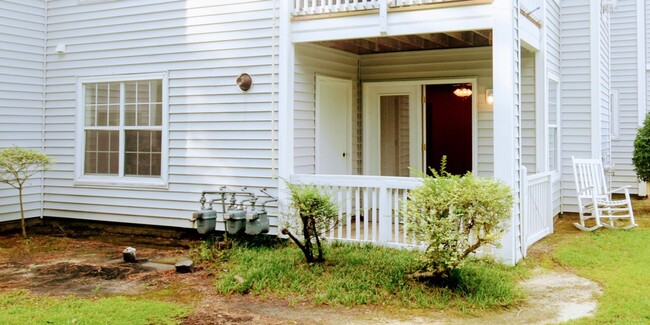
[404,167,513,278]
[633,112,650,183]
[282,183,338,263]
[0,147,52,238]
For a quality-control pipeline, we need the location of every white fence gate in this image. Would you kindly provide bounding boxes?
[520,166,554,256]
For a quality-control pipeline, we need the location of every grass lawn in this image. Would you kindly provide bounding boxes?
[0,290,189,325]
[526,197,650,324]
[214,241,524,313]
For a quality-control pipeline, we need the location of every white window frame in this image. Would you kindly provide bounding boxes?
[547,71,561,176]
[610,89,619,139]
[75,73,169,188]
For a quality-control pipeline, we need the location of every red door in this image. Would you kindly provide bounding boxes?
[425,84,472,175]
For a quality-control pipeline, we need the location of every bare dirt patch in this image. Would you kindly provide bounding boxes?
[0,230,602,324]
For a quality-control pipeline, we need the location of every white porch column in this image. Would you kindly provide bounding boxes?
[492,0,521,265]
[278,0,295,225]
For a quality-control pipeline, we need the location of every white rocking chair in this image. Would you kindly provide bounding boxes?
[572,156,637,231]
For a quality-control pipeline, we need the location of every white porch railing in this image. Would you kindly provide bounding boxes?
[290,174,422,247]
[292,0,478,16]
[520,167,553,256]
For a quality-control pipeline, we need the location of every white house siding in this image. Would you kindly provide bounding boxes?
[359,47,494,177]
[521,51,536,174]
[293,43,359,175]
[610,0,641,193]
[560,0,592,212]
[43,0,280,230]
[0,0,46,223]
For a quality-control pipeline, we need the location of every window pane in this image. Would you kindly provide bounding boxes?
[97,83,108,105]
[125,130,162,176]
[548,80,558,122]
[150,80,162,103]
[108,104,120,126]
[85,84,97,106]
[125,104,136,126]
[124,81,137,104]
[108,82,120,104]
[151,104,163,126]
[84,130,119,175]
[137,104,149,126]
[548,127,557,171]
[137,82,149,103]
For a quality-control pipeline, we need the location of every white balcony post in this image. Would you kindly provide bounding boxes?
[378,186,392,242]
[492,0,519,265]
[278,0,296,227]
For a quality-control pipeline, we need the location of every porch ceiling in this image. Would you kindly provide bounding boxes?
[316,29,492,55]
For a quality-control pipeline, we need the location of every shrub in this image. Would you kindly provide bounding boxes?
[0,147,52,239]
[282,183,338,263]
[404,169,513,278]
[633,112,650,182]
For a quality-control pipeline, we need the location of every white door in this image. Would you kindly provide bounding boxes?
[316,75,352,175]
[363,83,422,176]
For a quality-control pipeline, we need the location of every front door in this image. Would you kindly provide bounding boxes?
[316,75,352,175]
[424,83,473,175]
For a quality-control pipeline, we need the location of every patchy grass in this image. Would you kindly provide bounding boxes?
[215,241,524,313]
[525,197,650,324]
[553,228,650,323]
[0,290,189,325]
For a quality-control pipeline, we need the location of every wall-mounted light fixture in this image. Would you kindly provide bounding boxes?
[237,73,252,92]
[486,89,494,105]
[55,43,66,54]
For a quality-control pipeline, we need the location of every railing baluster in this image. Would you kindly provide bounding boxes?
[355,187,360,240]
[346,187,352,240]
[372,187,378,241]
[363,188,369,240]
[337,188,343,238]
[393,189,399,242]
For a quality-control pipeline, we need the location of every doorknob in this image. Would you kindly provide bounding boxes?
[343,153,346,158]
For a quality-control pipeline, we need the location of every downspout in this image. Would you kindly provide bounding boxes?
[40,0,48,219]
[637,0,647,196]
[589,0,601,159]
[271,0,278,177]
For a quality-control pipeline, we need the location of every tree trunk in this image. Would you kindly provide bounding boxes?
[18,186,26,239]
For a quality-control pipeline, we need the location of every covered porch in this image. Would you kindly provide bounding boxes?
[278,0,553,264]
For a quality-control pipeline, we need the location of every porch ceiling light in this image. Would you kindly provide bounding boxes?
[453,87,472,98]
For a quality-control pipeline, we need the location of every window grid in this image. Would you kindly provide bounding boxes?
[83,80,162,178]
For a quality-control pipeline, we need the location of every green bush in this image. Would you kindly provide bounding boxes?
[282,182,338,263]
[404,169,513,277]
[633,112,650,182]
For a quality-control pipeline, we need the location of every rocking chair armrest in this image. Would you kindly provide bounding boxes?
[607,186,631,195]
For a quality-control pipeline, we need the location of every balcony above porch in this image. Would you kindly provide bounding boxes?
[291,0,542,42]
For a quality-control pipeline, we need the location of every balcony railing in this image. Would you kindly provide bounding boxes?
[292,0,482,17]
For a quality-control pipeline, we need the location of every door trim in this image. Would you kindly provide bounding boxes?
[363,77,478,176]
[315,74,353,175]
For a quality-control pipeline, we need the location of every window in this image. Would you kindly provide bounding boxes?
[610,90,619,139]
[77,74,167,187]
[547,74,560,172]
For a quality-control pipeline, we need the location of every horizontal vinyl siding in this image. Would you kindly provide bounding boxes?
[546,0,561,75]
[43,0,280,230]
[521,51,536,174]
[560,0,592,212]
[0,0,45,222]
[294,44,359,175]
[610,0,641,193]
[360,47,494,177]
